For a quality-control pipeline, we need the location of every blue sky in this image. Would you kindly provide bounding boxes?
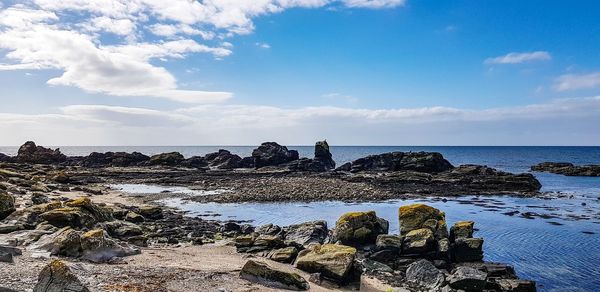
[1,0,600,145]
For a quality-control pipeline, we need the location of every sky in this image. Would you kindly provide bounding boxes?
[1,0,600,146]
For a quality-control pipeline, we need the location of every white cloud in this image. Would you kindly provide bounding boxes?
[554,72,600,91]
[256,42,271,49]
[2,97,600,146]
[343,0,406,9]
[484,51,551,65]
[83,16,137,37]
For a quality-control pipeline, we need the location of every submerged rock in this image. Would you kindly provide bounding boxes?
[295,244,357,282]
[33,260,89,292]
[240,260,309,291]
[252,142,299,168]
[333,211,389,246]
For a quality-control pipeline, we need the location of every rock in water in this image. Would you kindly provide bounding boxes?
[333,211,389,246]
[33,260,89,292]
[452,238,484,262]
[295,244,357,282]
[405,259,446,290]
[398,204,446,235]
[349,151,454,173]
[314,140,335,170]
[16,141,67,164]
[148,152,184,166]
[0,191,16,220]
[252,142,299,168]
[447,266,488,291]
[532,162,600,177]
[450,221,474,242]
[240,260,309,291]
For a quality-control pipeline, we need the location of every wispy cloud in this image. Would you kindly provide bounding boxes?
[484,51,551,65]
[554,72,600,91]
[343,0,406,9]
[256,42,271,49]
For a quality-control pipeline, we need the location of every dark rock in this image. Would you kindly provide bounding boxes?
[32,193,50,205]
[256,224,283,236]
[405,259,446,290]
[0,252,13,263]
[435,165,542,193]
[148,152,184,166]
[240,260,309,291]
[333,211,389,246]
[268,246,298,263]
[349,151,453,173]
[82,151,150,167]
[136,205,162,220]
[204,150,242,169]
[452,238,484,262]
[532,162,600,177]
[284,220,328,248]
[220,222,242,233]
[335,162,352,172]
[252,142,299,168]
[354,257,393,274]
[124,211,144,223]
[0,245,22,256]
[314,140,335,170]
[0,191,16,220]
[450,221,474,242]
[16,141,67,164]
[33,260,90,292]
[181,156,208,168]
[239,156,255,168]
[447,266,487,291]
[0,153,13,163]
[281,158,328,172]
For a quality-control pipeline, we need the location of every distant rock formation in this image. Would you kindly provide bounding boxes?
[531,162,600,177]
[314,140,335,170]
[341,151,454,173]
[252,142,299,168]
[16,141,67,164]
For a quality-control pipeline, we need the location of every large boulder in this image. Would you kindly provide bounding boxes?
[405,259,446,290]
[33,260,89,292]
[349,151,453,173]
[284,220,328,248]
[450,221,474,242]
[398,204,446,236]
[314,140,335,170]
[204,150,242,169]
[333,211,389,246]
[181,156,208,168]
[252,142,299,168]
[148,152,184,166]
[403,228,435,254]
[268,247,299,263]
[447,266,488,291]
[0,153,13,163]
[0,191,16,220]
[16,141,67,164]
[240,260,309,291]
[39,198,112,229]
[295,244,357,282]
[281,158,329,172]
[452,238,484,262]
[80,229,140,263]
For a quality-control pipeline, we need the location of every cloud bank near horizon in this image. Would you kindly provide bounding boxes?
[1,96,599,146]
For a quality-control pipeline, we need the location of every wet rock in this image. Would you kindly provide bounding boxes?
[398,203,446,235]
[16,141,67,164]
[252,142,299,168]
[33,260,89,292]
[295,244,357,282]
[447,266,487,291]
[268,246,299,263]
[403,228,435,254]
[405,259,446,290]
[532,162,600,177]
[375,234,402,252]
[452,238,484,262]
[148,152,184,166]
[450,221,474,242]
[240,260,309,291]
[284,220,328,248]
[204,150,242,169]
[124,211,145,223]
[333,211,389,246]
[0,191,16,220]
[349,151,453,173]
[314,140,335,170]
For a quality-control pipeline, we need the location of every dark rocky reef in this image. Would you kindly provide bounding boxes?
[16,141,66,165]
[252,142,299,168]
[531,162,600,177]
[80,151,150,167]
[342,151,454,173]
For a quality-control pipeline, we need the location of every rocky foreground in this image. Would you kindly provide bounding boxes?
[531,162,600,177]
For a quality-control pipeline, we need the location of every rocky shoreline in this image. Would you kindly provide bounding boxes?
[531,162,600,177]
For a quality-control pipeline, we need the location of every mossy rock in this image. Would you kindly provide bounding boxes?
[0,191,16,220]
[403,228,435,254]
[53,227,83,257]
[240,260,309,291]
[449,221,474,242]
[398,204,445,235]
[295,244,357,282]
[148,152,185,166]
[334,211,389,246]
[34,260,90,292]
[124,211,145,223]
[39,207,97,229]
[254,234,284,248]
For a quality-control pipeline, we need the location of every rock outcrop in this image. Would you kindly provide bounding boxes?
[33,260,89,292]
[314,140,335,170]
[81,151,150,167]
[148,152,184,166]
[531,162,600,177]
[16,141,67,164]
[333,211,388,246]
[295,244,357,282]
[252,142,299,168]
[240,260,309,291]
[0,191,16,220]
[348,151,454,173]
[204,150,243,169]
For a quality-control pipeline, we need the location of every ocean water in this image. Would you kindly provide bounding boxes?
[4,146,600,291]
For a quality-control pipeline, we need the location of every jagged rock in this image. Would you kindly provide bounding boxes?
[181,156,208,168]
[0,153,12,163]
[355,257,394,274]
[256,224,283,236]
[124,211,144,223]
[452,238,484,262]
[16,141,67,164]
[204,150,242,169]
[254,234,284,248]
[148,152,184,166]
[268,247,299,263]
[437,238,450,258]
[252,142,299,168]
[82,151,149,167]
[349,151,453,173]
[450,221,474,242]
[333,211,389,246]
[33,260,89,292]
[398,204,446,235]
[375,235,403,252]
[406,259,446,290]
[240,260,309,291]
[284,220,328,248]
[295,244,357,282]
[532,162,600,177]
[403,228,435,254]
[447,266,487,291]
[314,140,335,170]
[0,191,16,220]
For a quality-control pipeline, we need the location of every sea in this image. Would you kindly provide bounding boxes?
[1,146,599,291]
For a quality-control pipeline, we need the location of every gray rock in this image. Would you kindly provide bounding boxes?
[0,245,22,256]
[447,266,487,291]
[240,260,309,291]
[314,140,335,170]
[0,252,13,263]
[33,260,89,292]
[284,220,328,248]
[405,259,446,290]
[375,234,402,252]
[0,191,16,220]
